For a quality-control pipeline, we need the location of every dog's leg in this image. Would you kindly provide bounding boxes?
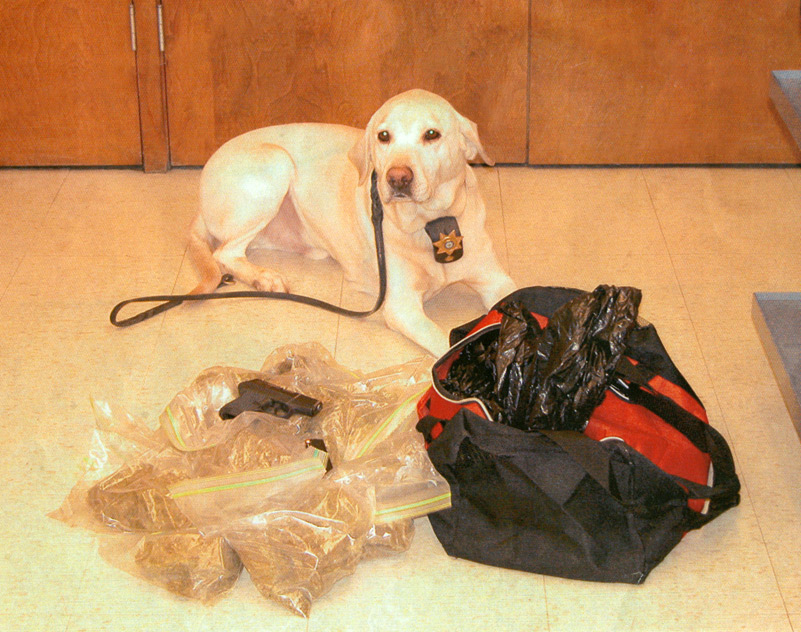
[199,144,297,292]
[383,296,450,357]
[463,261,517,309]
[188,215,224,295]
[214,222,290,292]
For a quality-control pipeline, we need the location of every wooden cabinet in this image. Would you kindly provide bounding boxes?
[0,1,142,166]
[1,1,800,168]
[161,0,529,166]
[528,1,801,164]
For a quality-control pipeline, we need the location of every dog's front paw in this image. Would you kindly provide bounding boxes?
[253,273,289,293]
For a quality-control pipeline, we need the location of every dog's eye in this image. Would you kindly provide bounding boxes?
[423,129,441,142]
[377,130,391,143]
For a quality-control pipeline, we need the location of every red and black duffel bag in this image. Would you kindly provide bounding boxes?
[416,286,740,584]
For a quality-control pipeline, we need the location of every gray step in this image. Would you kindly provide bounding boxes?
[753,293,801,438]
[771,70,801,150]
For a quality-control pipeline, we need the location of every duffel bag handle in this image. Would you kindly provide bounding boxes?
[420,406,739,531]
[612,360,740,527]
[416,415,445,446]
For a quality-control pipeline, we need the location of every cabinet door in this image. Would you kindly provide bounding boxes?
[162,0,528,166]
[0,1,142,166]
[529,1,801,164]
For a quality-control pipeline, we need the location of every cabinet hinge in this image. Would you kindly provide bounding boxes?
[129,2,137,51]
[157,2,165,53]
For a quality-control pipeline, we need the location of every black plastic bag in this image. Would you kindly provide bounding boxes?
[442,285,642,431]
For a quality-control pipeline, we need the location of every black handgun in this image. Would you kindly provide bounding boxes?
[219,379,323,420]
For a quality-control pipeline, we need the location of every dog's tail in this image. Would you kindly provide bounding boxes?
[187,215,223,295]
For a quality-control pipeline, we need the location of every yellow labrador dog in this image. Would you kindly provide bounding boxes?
[188,89,515,356]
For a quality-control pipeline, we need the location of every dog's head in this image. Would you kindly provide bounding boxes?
[349,90,493,220]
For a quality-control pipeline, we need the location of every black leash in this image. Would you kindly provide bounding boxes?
[110,171,387,327]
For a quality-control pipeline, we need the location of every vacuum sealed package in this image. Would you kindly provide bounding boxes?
[53,343,450,617]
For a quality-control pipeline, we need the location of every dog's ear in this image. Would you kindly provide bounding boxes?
[456,112,494,166]
[348,126,373,186]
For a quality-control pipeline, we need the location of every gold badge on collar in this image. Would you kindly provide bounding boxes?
[425,216,464,263]
[433,230,464,262]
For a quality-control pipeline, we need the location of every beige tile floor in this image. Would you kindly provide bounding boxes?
[1,165,800,631]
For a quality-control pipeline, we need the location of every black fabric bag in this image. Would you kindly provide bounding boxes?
[418,409,738,584]
[416,286,740,584]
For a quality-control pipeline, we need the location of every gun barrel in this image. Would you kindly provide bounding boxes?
[284,391,324,417]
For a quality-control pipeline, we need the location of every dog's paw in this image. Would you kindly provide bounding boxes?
[253,273,289,293]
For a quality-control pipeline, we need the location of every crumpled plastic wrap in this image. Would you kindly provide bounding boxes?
[158,366,264,451]
[442,285,642,431]
[52,343,449,616]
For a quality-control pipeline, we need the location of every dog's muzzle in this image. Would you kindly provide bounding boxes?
[425,216,464,263]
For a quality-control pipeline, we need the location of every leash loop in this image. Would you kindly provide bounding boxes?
[110,174,386,327]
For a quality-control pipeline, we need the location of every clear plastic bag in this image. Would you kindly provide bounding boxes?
[133,531,243,602]
[169,446,329,529]
[75,415,314,534]
[257,343,432,464]
[86,450,196,532]
[221,478,374,618]
[159,366,263,451]
[328,403,451,552]
[53,343,449,617]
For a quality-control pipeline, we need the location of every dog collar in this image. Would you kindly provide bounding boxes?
[425,216,464,263]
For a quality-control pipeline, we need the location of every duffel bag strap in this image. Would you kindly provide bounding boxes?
[638,389,740,528]
[611,363,740,527]
[539,430,613,495]
[417,415,445,445]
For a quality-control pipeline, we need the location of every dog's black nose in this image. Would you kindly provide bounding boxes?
[387,166,414,192]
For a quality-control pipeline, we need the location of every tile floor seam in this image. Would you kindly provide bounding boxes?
[495,166,512,268]
[638,171,723,424]
[139,246,191,381]
[783,167,801,196]
[542,578,552,632]
[707,406,795,624]
[639,169,690,317]
[60,544,96,632]
[0,168,70,306]
[642,168,793,623]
